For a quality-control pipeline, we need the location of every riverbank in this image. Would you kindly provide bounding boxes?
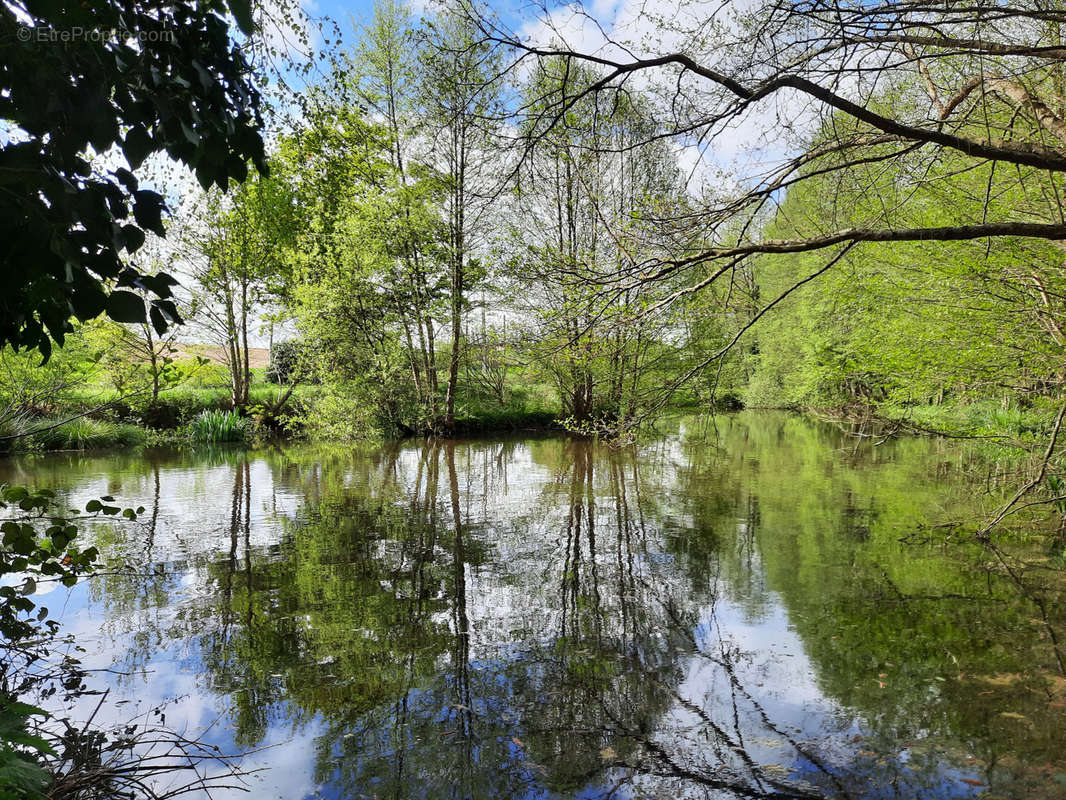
[9,376,1060,458]
[0,372,293,451]
[0,386,568,454]
[784,397,1063,448]
[0,392,276,453]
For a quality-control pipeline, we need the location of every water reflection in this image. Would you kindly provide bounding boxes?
[3,413,1066,798]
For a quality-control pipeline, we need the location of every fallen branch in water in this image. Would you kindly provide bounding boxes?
[41,691,269,800]
[980,402,1066,537]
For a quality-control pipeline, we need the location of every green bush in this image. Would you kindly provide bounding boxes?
[294,383,381,440]
[187,409,248,443]
[267,339,312,384]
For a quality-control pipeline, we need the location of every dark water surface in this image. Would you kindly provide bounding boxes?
[3,412,1066,799]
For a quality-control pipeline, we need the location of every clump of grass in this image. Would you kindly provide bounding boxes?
[1,417,146,452]
[187,409,248,443]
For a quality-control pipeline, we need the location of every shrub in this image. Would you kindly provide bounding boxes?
[267,339,311,385]
[712,392,745,411]
[295,383,381,440]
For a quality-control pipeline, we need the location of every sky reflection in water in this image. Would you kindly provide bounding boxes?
[3,412,1065,799]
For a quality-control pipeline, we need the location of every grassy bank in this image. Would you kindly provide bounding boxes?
[1,369,571,453]
[876,398,1058,441]
[0,416,150,452]
[0,361,291,453]
[789,397,1063,450]
[16,381,1057,456]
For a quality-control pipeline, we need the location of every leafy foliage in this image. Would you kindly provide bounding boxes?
[0,486,145,644]
[267,339,311,385]
[0,701,54,800]
[0,0,267,358]
[736,90,1066,433]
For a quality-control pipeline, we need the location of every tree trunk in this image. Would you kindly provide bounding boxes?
[240,276,250,407]
[444,120,467,432]
[145,323,160,403]
[445,252,462,430]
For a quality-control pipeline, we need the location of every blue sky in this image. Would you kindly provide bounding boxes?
[294,0,534,54]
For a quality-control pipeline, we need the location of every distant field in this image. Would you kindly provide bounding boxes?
[172,345,271,369]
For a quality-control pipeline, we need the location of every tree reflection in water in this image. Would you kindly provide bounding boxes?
[10,414,1066,798]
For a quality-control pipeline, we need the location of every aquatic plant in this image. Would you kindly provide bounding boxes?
[187,409,248,443]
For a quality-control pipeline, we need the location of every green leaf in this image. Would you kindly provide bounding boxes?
[106,291,146,324]
[0,750,51,796]
[228,0,255,35]
[122,224,146,253]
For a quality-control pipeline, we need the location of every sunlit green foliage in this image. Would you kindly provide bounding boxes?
[742,90,1066,438]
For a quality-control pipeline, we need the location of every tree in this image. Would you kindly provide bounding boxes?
[743,112,1066,414]
[1,0,268,359]
[420,7,503,430]
[265,98,449,434]
[508,58,692,431]
[188,177,288,407]
[462,327,512,406]
[92,289,195,405]
[480,0,1066,364]
[350,0,448,420]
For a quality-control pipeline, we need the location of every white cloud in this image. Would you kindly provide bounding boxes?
[257,0,322,68]
[514,0,820,182]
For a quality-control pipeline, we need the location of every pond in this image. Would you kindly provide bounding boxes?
[3,411,1066,799]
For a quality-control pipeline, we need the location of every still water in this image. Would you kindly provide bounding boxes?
[3,412,1066,799]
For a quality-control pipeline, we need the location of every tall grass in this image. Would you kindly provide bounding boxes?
[0,417,146,452]
[880,398,1050,439]
[187,410,248,443]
